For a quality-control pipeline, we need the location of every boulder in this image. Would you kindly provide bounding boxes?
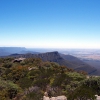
[56,95,67,100]
[43,96,50,100]
[95,95,100,100]
[50,95,67,100]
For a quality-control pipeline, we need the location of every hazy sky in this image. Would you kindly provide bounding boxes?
[0,0,100,48]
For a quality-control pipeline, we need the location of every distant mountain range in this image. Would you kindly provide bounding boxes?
[0,47,38,56]
[4,51,99,75]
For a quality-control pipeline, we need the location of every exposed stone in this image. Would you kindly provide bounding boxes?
[50,96,67,100]
[13,58,26,63]
[43,96,50,100]
[95,95,100,100]
[43,93,67,100]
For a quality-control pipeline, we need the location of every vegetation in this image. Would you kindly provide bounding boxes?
[0,57,100,100]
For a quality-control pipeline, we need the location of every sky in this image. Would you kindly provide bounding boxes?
[0,0,100,49]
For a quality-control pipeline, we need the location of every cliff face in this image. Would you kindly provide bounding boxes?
[37,51,61,61]
[8,51,97,75]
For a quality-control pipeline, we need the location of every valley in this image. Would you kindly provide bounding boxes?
[60,49,100,61]
[60,49,100,72]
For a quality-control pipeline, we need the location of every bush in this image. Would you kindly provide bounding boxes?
[0,78,22,99]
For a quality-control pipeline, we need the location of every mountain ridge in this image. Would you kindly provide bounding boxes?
[0,47,38,56]
[5,51,98,75]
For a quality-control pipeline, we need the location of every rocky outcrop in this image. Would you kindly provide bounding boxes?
[13,57,26,63]
[43,96,67,100]
[43,92,67,100]
[95,95,100,100]
[43,96,50,100]
[51,96,67,100]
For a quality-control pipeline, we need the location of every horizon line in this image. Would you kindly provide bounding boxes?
[0,46,100,50]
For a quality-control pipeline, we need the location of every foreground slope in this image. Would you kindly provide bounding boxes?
[0,57,100,100]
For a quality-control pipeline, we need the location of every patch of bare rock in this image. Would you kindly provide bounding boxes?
[43,92,67,100]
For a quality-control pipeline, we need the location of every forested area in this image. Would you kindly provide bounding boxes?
[0,57,100,100]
